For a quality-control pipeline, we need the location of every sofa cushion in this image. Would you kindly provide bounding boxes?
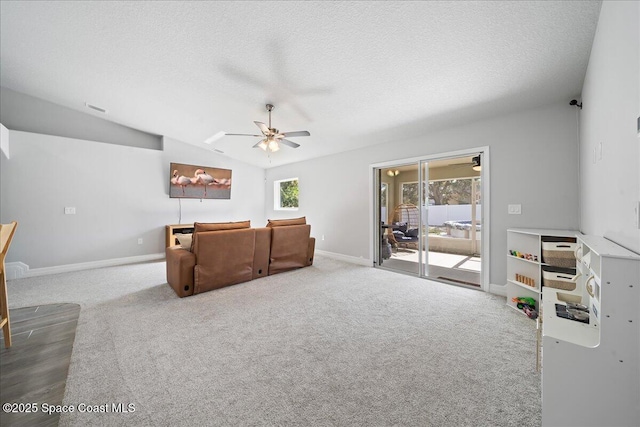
[394,222,408,233]
[194,220,251,233]
[266,217,306,227]
[405,228,419,238]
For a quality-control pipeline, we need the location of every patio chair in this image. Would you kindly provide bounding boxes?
[389,204,420,249]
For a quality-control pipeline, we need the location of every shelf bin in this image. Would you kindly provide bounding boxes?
[542,241,577,268]
[542,270,577,291]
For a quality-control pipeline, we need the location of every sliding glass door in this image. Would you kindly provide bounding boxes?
[374,152,484,289]
[375,163,421,275]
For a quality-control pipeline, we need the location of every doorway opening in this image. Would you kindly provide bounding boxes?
[373,150,487,289]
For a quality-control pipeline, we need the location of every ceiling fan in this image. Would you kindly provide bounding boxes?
[225,104,310,152]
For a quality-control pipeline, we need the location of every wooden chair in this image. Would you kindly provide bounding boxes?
[0,221,18,348]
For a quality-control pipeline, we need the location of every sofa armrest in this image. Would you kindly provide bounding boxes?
[253,227,271,280]
[307,237,316,266]
[166,246,196,297]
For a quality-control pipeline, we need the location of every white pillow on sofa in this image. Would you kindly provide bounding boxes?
[176,233,193,251]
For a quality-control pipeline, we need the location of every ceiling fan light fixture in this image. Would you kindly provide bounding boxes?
[267,138,280,152]
[227,104,310,154]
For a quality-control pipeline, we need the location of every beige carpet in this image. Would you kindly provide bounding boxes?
[7,256,540,426]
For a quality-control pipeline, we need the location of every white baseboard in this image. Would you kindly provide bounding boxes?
[6,253,165,279]
[4,262,29,280]
[315,250,372,266]
[489,282,507,296]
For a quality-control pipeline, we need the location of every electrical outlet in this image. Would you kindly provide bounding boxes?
[508,204,522,215]
[64,207,76,215]
[138,238,143,245]
[322,235,325,241]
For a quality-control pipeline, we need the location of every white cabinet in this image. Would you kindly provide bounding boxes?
[506,228,577,315]
[542,235,640,427]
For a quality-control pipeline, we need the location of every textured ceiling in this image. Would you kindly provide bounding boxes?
[0,1,601,168]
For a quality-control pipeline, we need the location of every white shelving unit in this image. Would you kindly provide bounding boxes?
[541,235,640,427]
[506,228,577,314]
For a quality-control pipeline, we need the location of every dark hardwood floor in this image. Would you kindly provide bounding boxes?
[0,303,80,427]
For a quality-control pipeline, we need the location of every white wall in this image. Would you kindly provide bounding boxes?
[579,0,640,254]
[1,87,162,150]
[265,102,580,285]
[0,123,9,159]
[0,131,265,269]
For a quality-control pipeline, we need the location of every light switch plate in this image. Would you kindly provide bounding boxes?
[508,204,522,215]
[597,141,603,160]
[64,207,76,215]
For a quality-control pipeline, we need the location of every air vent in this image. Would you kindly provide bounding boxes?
[85,103,107,114]
[213,149,224,154]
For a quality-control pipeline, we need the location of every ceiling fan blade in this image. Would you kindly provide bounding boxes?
[281,130,310,137]
[225,133,262,137]
[254,121,270,135]
[279,138,300,148]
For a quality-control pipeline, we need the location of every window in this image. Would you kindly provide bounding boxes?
[380,182,388,209]
[401,181,419,205]
[428,178,477,205]
[274,178,299,210]
[380,182,388,223]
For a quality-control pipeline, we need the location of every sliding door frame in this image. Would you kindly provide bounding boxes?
[369,146,490,292]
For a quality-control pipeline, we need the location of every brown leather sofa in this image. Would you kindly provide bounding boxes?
[166,218,315,297]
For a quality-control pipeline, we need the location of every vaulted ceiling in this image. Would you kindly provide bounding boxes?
[0,1,601,168]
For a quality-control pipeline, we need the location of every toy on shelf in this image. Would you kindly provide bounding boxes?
[509,250,538,262]
[522,305,538,319]
[512,297,538,319]
[515,274,535,287]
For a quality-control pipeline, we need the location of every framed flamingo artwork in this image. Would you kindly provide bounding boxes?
[169,162,232,199]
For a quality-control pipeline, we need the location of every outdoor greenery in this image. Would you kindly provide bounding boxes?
[402,182,420,206]
[429,179,473,205]
[402,178,480,206]
[280,179,299,208]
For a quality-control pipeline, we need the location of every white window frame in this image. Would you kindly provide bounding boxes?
[380,182,388,210]
[274,177,299,211]
[380,182,389,224]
